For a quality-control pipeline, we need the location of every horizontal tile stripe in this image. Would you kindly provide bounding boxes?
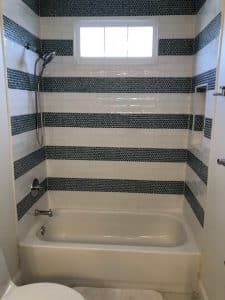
[11,113,40,136]
[14,148,45,179]
[44,113,190,129]
[3,15,40,52]
[195,0,206,12]
[45,128,189,148]
[22,0,40,15]
[188,115,193,130]
[187,151,208,185]
[41,77,193,93]
[40,0,201,17]
[184,183,204,227]
[194,13,221,53]
[193,68,217,91]
[42,39,194,57]
[17,179,47,220]
[41,39,73,56]
[194,115,204,131]
[48,177,184,194]
[158,39,194,56]
[47,161,185,181]
[45,146,187,162]
[41,70,216,93]
[7,68,37,91]
[204,118,213,139]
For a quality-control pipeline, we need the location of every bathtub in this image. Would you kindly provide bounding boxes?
[20,209,200,293]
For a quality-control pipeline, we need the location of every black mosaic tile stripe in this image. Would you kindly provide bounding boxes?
[193,69,217,91]
[195,0,207,13]
[7,68,37,91]
[44,113,190,129]
[48,177,184,194]
[22,0,40,15]
[194,13,221,53]
[194,115,204,131]
[184,183,204,227]
[159,39,194,56]
[189,115,194,130]
[3,15,40,52]
[41,77,193,93]
[17,179,47,221]
[204,118,213,139]
[41,40,73,56]
[45,146,187,162]
[14,148,45,179]
[11,113,41,136]
[187,151,208,185]
[40,0,202,17]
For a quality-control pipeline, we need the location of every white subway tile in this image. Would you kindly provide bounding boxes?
[194,38,219,76]
[196,0,221,34]
[49,191,184,213]
[42,93,191,114]
[12,130,40,161]
[3,0,40,37]
[43,55,193,77]
[45,128,189,148]
[8,89,36,116]
[186,165,207,210]
[47,160,186,181]
[4,38,39,74]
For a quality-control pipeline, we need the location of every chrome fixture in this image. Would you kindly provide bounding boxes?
[213,86,225,96]
[217,159,225,166]
[34,51,56,146]
[31,178,44,197]
[35,209,53,217]
[25,43,56,146]
[40,225,46,236]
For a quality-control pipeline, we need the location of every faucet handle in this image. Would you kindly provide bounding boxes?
[31,178,44,197]
[35,209,53,217]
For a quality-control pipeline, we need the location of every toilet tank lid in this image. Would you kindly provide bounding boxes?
[3,283,85,300]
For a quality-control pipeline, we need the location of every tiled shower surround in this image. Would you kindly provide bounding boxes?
[2,0,220,247]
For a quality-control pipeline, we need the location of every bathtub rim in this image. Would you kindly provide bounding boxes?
[20,209,200,255]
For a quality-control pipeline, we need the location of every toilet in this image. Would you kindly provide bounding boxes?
[0,250,163,300]
[0,249,84,300]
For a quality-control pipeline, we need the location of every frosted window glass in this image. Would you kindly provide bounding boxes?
[128,27,153,57]
[80,27,104,57]
[105,27,127,57]
[79,25,154,59]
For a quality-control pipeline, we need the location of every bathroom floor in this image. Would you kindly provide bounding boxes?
[75,287,196,300]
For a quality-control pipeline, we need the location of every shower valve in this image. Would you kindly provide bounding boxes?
[31,178,44,197]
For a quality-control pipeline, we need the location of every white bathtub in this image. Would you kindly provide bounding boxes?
[20,209,200,293]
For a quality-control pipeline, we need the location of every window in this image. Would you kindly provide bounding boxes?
[74,19,157,64]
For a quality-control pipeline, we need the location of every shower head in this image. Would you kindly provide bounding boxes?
[42,51,56,68]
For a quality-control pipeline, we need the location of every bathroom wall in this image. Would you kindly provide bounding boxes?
[184,0,221,249]
[2,0,218,242]
[40,2,200,213]
[2,0,48,238]
[0,1,18,276]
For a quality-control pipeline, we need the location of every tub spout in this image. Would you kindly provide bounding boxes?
[35,209,53,217]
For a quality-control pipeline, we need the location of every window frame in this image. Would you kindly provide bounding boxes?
[74,18,158,65]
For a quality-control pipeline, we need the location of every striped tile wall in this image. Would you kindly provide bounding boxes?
[3,0,47,231]
[39,0,220,231]
[39,4,195,214]
[3,0,220,227]
[39,0,206,17]
[184,0,221,249]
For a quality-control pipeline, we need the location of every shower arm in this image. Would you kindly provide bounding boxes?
[25,43,43,58]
